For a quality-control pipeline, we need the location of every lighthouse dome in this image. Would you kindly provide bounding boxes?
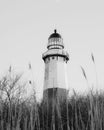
[47,30,64,49]
[48,29,61,39]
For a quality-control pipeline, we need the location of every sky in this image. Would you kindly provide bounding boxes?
[0,0,104,100]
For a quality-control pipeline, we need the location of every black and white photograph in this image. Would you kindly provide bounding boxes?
[0,0,104,129]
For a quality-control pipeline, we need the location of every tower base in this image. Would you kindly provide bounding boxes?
[43,88,68,103]
[42,88,69,129]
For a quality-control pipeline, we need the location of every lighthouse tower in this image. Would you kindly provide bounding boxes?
[42,30,69,102]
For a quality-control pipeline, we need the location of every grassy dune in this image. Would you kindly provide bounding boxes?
[0,74,104,130]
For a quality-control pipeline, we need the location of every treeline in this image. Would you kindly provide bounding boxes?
[0,72,104,130]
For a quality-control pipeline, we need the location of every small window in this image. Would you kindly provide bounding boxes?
[52,56,54,59]
[64,57,66,61]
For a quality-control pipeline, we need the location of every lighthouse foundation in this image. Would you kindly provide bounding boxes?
[43,88,68,103]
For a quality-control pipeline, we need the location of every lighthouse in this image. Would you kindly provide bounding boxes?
[42,30,69,102]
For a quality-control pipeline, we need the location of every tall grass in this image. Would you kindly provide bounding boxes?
[0,88,104,130]
[0,67,104,129]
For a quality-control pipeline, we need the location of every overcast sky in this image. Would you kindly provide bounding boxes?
[0,0,104,99]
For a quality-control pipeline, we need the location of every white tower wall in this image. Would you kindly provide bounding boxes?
[44,56,68,90]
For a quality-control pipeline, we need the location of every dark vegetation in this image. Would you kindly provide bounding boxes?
[0,70,104,130]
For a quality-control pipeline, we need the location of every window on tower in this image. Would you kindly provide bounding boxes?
[52,56,54,59]
[64,57,66,61]
[48,57,50,61]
